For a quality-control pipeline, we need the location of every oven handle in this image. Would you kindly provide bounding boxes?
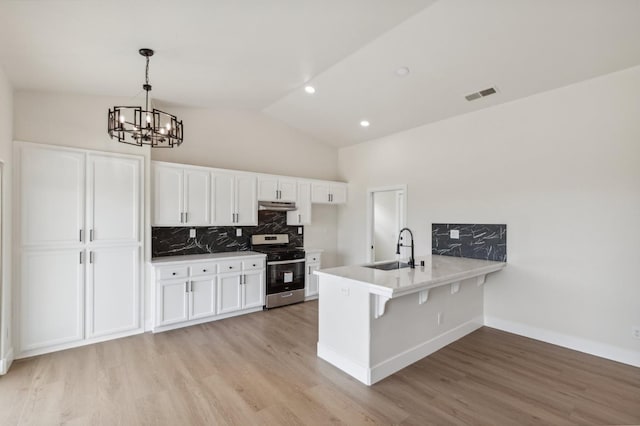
[267,258,305,266]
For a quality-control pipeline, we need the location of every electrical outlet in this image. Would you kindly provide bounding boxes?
[633,326,640,339]
[437,312,443,325]
[236,228,242,237]
[298,227,303,235]
[450,229,460,239]
[189,228,196,238]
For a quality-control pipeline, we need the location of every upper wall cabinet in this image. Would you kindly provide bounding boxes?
[153,163,210,226]
[311,182,347,204]
[287,181,311,225]
[257,176,297,202]
[211,172,257,226]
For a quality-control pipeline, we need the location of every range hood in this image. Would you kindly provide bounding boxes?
[258,200,297,211]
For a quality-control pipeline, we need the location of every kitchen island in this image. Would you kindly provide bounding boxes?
[315,254,506,385]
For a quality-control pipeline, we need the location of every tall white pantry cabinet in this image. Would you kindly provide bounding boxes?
[15,142,144,357]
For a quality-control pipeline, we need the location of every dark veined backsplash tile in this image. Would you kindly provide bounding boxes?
[152,210,303,258]
[432,223,506,262]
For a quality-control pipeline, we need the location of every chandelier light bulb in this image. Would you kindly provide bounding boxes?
[146,115,151,123]
[166,123,171,130]
[119,115,125,123]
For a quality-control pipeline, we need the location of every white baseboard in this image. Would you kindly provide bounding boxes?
[317,342,370,385]
[318,317,484,386]
[484,316,640,368]
[0,347,14,375]
[369,317,483,385]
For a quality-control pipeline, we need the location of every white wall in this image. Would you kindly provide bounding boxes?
[337,66,640,362]
[0,65,13,372]
[150,106,341,267]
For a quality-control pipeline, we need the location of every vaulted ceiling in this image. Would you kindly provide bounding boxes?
[2,0,639,147]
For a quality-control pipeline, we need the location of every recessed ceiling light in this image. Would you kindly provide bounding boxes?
[360,120,370,128]
[395,66,410,77]
[304,85,316,94]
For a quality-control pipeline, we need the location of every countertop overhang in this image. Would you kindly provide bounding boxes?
[315,254,506,299]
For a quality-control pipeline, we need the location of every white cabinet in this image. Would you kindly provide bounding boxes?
[16,142,143,357]
[257,176,297,202]
[311,182,347,204]
[19,249,85,351]
[153,163,210,226]
[212,172,257,226]
[20,145,85,247]
[287,181,312,225]
[88,154,141,244]
[87,246,140,338]
[157,279,189,326]
[152,254,265,332]
[305,251,322,299]
[217,273,242,314]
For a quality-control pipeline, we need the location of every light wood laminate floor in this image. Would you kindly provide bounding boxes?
[1,301,639,425]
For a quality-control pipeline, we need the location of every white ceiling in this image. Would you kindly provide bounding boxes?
[2,0,640,147]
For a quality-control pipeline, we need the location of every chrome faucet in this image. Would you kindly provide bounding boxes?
[396,227,415,268]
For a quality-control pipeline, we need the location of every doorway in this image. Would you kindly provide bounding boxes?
[367,185,407,262]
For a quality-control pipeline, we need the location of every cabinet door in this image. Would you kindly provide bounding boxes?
[189,277,216,320]
[311,182,331,204]
[330,184,348,204]
[157,279,189,326]
[257,177,278,201]
[88,155,141,244]
[20,249,84,351]
[278,178,297,202]
[305,264,320,297]
[153,164,184,225]
[235,175,257,226]
[20,145,85,246]
[287,181,311,225]
[211,172,235,226]
[217,273,242,314]
[242,270,265,309]
[87,246,140,338]
[184,169,210,225]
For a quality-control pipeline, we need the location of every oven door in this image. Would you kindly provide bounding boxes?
[266,259,305,295]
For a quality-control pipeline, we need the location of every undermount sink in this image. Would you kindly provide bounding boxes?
[363,261,411,271]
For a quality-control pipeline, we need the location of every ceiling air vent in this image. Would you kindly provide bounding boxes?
[465,86,498,102]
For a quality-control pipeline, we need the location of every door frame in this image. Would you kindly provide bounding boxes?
[366,185,407,263]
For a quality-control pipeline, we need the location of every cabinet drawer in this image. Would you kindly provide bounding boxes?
[157,266,189,280]
[217,261,242,273]
[306,254,321,264]
[242,258,265,271]
[190,262,217,277]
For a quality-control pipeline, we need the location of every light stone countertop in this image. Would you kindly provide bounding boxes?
[150,251,265,265]
[315,254,506,299]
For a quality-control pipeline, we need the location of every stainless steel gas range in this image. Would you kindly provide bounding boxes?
[251,234,305,308]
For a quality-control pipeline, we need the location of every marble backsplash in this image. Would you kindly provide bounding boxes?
[432,223,507,262]
[152,210,303,258]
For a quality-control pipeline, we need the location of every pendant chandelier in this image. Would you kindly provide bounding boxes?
[108,48,183,148]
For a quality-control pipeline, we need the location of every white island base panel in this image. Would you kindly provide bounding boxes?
[316,255,505,385]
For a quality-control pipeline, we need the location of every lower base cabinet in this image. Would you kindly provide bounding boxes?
[152,254,266,332]
[305,251,322,299]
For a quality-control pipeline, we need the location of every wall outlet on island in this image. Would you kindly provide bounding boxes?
[189,228,196,238]
[450,229,460,239]
[236,228,242,237]
[298,227,303,235]
[437,312,443,325]
[633,326,640,339]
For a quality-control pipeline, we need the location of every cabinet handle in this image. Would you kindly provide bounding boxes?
[185,282,188,293]
[189,282,193,292]
[185,212,189,223]
[89,251,94,264]
[172,272,177,276]
[252,263,256,267]
[229,266,233,270]
[79,251,83,264]
[79,229,83,242]
[308,266,311,275]
[203,269,207,273]
[298,214,301,223]
[180,212,184,223]
[328,193,331,202]
[89,229,94,242]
